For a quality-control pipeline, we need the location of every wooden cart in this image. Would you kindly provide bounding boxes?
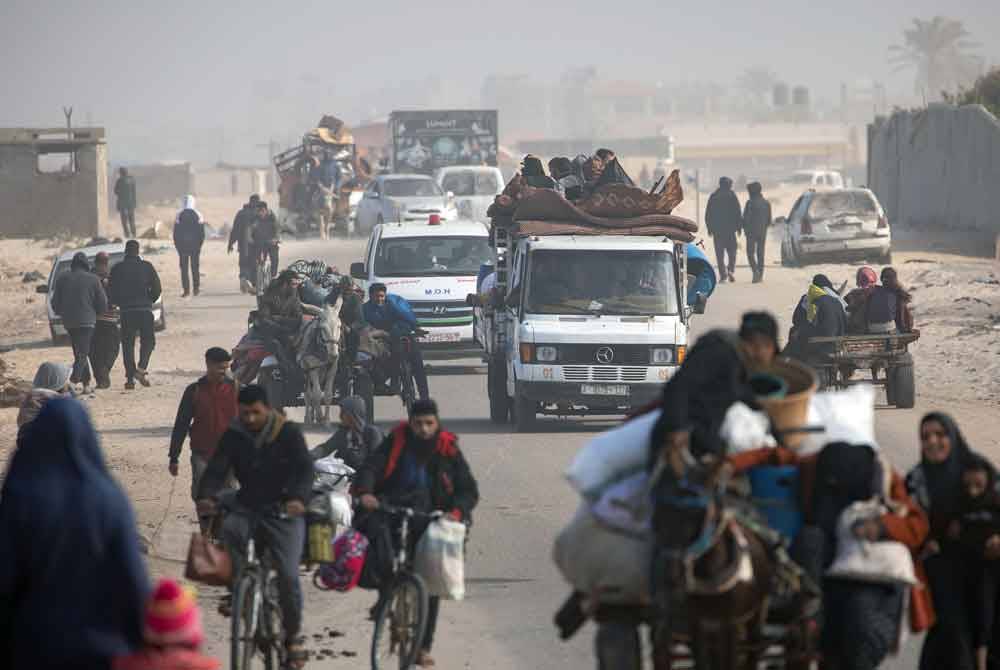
[806,331,919,408]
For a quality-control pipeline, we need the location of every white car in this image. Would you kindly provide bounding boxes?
[784,169,845,190]
[779,188,891,266]
[354,173,458,235]
[350,218,491,358]
[434,166,504,223]
[37,244,166,344]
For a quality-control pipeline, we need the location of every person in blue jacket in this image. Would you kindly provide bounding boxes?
[685,242,717,309]
[362,283,429,399]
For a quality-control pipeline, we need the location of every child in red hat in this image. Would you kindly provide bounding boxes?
[114,579,220,670]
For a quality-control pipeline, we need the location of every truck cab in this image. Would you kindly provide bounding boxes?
[481,232,697,430]
[351,218,491,359]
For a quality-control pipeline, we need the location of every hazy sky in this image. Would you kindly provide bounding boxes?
[3,0,998,163]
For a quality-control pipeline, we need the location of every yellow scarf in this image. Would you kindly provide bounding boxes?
[806,283,827,324]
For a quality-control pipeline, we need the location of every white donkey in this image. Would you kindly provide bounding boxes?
[296,294,344,425]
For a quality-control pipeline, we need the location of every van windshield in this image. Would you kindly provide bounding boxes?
[809,191,878,219]
[374,236,491,277]
[525,250,678,316]
[440,170,501,196]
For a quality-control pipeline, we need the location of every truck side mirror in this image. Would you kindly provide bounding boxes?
[36,284,49,294]
[350,262,366,280]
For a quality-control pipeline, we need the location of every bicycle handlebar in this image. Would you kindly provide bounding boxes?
[376,503,443,523]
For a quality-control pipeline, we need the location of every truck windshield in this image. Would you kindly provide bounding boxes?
[440,170,500,196]
[374,236,491,277]
[384,178,442,197]
[525,250,678,316]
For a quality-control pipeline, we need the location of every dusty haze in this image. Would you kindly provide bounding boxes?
[3,0,999,164]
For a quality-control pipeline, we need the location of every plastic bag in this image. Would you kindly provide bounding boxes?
[565,410,660,499]
[826,499,917,586]
[720,402,777,454]
[414,518,467,600]
[553,504,652,605]
[590,471,651,536]
[800,385,877,454]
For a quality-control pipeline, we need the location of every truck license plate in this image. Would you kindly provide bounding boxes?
[581,384,630,396]
[422,332,461,343]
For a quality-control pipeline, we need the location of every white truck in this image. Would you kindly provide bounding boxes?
[477,222,702,431]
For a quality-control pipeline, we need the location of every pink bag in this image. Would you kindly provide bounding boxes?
[317,530,369,592]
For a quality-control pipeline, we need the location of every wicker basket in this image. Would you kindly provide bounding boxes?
[755,358,817,449]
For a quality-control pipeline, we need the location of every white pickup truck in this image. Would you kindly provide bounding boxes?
[478,226,702,431]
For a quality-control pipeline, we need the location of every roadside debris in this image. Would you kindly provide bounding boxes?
[0,356,30,408]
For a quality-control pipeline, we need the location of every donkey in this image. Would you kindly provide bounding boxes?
[296,294,343,425]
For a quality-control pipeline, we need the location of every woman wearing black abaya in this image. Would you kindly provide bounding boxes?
[907,412,978,670]
[0,397,149,669]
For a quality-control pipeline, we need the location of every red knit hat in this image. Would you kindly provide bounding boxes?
[143,579,204,649]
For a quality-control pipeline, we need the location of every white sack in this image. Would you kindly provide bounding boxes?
[800,385,877,455]
[565,410,660,498]
[720,401,777,454]
[591,471,651,536]
[415,518,467,600]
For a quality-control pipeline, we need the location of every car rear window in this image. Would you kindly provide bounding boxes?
[52,252,125,281]
[808,192,878,219]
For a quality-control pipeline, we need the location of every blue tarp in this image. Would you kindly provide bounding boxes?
[686,243,716,306]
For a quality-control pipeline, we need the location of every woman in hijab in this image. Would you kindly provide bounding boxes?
[845,266,879,334]
[16,361,73,444]
[310,396,382,471]
[0,397,149,669]
[908,412,978,670]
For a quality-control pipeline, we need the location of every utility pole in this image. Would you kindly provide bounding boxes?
[63,106,74,171]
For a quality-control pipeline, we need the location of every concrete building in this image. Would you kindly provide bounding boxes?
[0,127,111,238]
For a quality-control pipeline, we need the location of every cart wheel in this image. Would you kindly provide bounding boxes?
[889,356,915,409]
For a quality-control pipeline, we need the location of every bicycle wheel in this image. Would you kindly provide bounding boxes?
[399,361,416,413]
[231,575,262,670]
[259,573,283,670]
[371,573,428,670]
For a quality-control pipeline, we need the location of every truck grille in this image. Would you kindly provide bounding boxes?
[562,366,649,382]
[557,343,650,365]
[410,300,473,327]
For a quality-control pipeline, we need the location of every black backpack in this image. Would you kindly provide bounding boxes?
[811,442,880,566]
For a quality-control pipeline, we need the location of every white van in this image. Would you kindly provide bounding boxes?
[351,218,491,358]
[433,166,505,224]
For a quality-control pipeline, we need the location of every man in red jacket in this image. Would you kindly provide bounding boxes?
[169,347,239,530]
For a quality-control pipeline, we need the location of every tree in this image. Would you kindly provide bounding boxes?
[889,16,981,100]
[945,66,1000,118]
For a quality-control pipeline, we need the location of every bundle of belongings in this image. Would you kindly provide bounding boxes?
[306,455,355,564]
[488,152,696,241]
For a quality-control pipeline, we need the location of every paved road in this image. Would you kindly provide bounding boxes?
[157,236,998,668]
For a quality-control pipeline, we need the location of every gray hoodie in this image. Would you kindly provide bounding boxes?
[52,264,107,329]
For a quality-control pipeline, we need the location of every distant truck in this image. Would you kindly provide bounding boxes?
[389,110,499,175]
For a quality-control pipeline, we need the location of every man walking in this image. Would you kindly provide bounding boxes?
[705,176,742,283]
[109,240,162,390]
[251,201,280,281]
[89,252,120,389]
[114,167,138,238]
[355,398,480,668]
[196,384,313,668]
[742,182,772,283]
[169,347,239,532]
[173,195,205,297]
[51,252,106,394]
[228,194,260,293]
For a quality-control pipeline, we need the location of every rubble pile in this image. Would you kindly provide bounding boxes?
[0,356,30,408]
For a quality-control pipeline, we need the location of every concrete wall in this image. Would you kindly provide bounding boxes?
[194,167,269,198]
[0,139,112,238]
[868,103,1000,233]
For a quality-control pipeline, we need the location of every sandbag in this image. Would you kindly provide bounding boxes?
[800,385,877,454]
[553,504,652,605]
[414,518,467,600]
[565,410,660,499]
[826,499,917,586]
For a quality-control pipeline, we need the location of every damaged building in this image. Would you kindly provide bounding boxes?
[0,127,112,238]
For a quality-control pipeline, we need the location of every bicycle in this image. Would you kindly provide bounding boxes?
[369,504,441,670]
[230,507,293,670]
[255,243,278,304]
[397,336,417,415]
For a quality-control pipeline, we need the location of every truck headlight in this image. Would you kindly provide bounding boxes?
[650,347,674,364]
[536,346,558,362]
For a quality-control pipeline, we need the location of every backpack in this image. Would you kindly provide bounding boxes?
[810,442,880,566]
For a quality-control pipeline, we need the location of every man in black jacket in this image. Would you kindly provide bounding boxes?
[197,384,313,667]
[742,182,772,283]
[228,194,260,293]
[109,240,162,390]
[52,252,107,393]
[251,201,280,281]
[705,176,742,283]
[173,195,205,297]
[114,167,137,238]
[354,398,479,668]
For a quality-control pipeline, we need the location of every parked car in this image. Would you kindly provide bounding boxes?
[779,188,891,266]
[354,173,458,235]
[37,243,166,344]
[433,166,504,224]
[783,169,845,190]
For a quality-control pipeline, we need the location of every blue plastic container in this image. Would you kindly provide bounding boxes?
[748,465,802,542]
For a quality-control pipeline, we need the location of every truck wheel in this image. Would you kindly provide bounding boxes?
[514,393,536,432]
[890,357,915,409]
[487,359,509,424]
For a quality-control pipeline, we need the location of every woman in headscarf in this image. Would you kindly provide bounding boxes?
[867,267,914,334]
[310,396,383,471]
[16,361,73,444]
[0,397,149,669]
[845,266,879,334]
[785,274,847,364]
[908,412,978,670]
